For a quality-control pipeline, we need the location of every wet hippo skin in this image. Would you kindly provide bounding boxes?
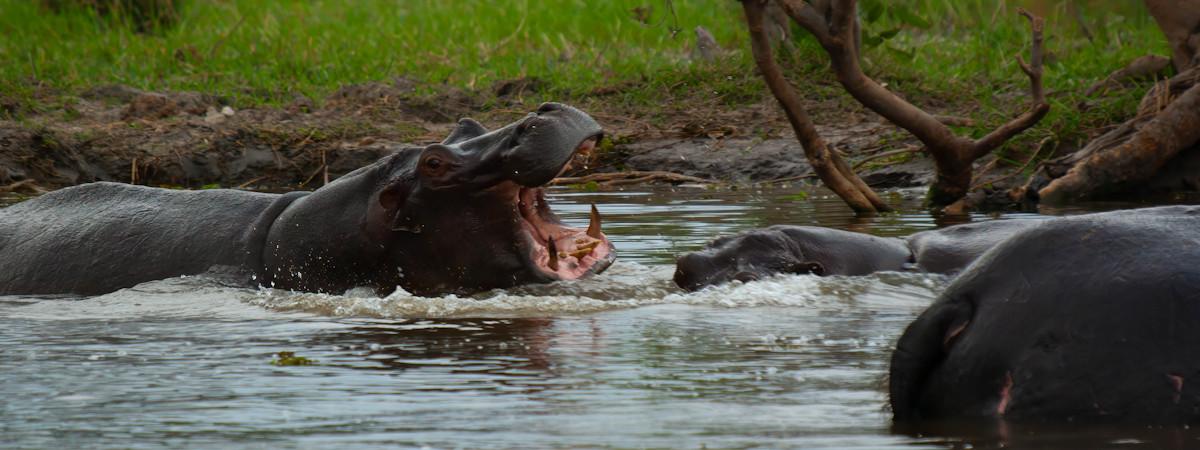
[673,220,1041,291]
[890,205,1200,425]
[0,103,615,297]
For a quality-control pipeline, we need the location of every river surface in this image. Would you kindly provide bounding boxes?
[2,186,1198,449]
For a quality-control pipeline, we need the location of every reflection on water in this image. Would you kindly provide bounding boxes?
[2,185,1198,449]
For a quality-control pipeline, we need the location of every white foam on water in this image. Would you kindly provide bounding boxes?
[0,275,312,321]
[243,262,945,319]
[1,262,945,321]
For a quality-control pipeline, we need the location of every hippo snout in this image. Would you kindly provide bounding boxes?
[674,253,720,292]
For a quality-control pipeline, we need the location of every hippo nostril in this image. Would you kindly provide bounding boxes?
[536,102,564,114]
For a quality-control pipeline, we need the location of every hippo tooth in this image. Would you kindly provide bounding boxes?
[587,204,603,239]
[568,241,599,259]
[547,238,559,271]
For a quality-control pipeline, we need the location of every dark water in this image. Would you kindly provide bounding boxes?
[2,185,1198,449]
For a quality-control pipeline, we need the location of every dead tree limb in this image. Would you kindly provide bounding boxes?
[742,0,890,213]
[1038,79,1200,203]
[1014,2,1200,204]
[1025,67,1200,202]
[772,0,1049,208]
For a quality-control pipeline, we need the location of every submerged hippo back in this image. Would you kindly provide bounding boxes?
[890,206,1200,424]
[0,182,277,295]
[904,219,1045,274]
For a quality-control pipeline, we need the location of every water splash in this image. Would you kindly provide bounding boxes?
[243,262,945,319]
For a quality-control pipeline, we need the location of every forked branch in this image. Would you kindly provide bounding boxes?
[974,8,1050,160]
[764,0,1050,208]
[742,0,890,213]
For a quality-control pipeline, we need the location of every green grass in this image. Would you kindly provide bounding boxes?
[1,0,748,106]
[0,0,1173,153]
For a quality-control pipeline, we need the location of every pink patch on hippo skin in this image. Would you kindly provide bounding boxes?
[996,372,1014,416]
[1168,374,1185,404]
[943,320,970,349]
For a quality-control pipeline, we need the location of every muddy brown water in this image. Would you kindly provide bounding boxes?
[2,185,1199,449]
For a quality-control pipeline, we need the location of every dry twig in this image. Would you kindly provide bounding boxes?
[852,145,923,170]
[551,171,716,186]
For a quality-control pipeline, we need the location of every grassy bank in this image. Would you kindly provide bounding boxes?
[0,1,1171,150]
[1,0,748,104]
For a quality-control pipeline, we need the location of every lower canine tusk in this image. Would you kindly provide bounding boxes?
[587,204,603,239]
[547,238,559,271]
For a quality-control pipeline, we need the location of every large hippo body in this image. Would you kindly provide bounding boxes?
[890,206,1200,425]
[673,220,1042,291]
[0,103,615,297]
[0,184,278,295]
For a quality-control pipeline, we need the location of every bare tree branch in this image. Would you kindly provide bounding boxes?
[775,0,832,46]
[744,2,1049,209]
[971,8,1049,160]
[828,0,858,45]
[742,0,890,213]
[1016,8,1045,102]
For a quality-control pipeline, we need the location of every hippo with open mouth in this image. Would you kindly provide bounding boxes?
[0,102,614,297]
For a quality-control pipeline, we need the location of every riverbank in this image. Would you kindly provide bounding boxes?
[0,0,1171,205]
[0,81,939,196]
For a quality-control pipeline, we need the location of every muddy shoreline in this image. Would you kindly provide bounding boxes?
[0,82,953,198]
[4,82,1200,217]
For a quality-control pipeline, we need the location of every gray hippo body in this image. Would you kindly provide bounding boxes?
[0,103,615,297]
[673,220,1042,291]
[890,205,1200,425]
[904,219,1046,274]
[0,184,280,295]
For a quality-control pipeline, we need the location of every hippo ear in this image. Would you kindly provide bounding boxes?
[890,298,975,422]
[442,118,489,145]
[787,261,826,276]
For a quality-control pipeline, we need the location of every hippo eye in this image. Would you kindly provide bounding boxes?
[425,158,442,169]
[733,272,760,283]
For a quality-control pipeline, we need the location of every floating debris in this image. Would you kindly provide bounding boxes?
[270,351,316,366]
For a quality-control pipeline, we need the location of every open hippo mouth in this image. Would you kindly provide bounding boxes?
[515,138,616,280]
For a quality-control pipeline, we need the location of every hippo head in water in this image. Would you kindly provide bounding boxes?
[259,102,615,296]
[673,225,912,291]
